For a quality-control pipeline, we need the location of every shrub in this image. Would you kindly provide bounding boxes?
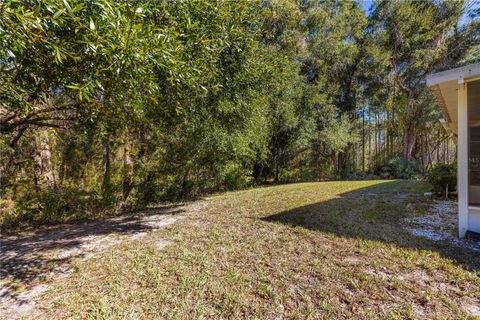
[2,189,103,227]
[389,157,417,179]
[373,164,394,179]
[427,163,457,193]
[372,157,418,179]
[222,163,253,190]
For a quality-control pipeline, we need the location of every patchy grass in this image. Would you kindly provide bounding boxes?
[41,180,479,319]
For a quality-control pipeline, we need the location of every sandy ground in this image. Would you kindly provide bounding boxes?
[403,199,480,252]
[1,197,478,319]
[0,202,206,319]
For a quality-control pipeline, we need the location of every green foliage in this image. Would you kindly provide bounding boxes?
[0,0,477,227]
[427,163,457,194]
[221,163,253,191]
[373,157,417,180]
[0,188,101,228]
[388,157,417,180]
[369,0,476,159]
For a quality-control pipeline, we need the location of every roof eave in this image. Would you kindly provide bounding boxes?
[426,63,480,87]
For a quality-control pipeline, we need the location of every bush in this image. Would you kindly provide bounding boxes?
[373,164,394,178]
[221,163,253,190]
[427,163,457,194]
[389,157,417,179]
[372,157,417,179]
[1,189,103,228]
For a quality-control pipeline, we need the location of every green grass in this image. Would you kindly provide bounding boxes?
[41,180,479,319]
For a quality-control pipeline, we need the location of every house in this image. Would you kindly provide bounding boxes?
[427,62,480,238]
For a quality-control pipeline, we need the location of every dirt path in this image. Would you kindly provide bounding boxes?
[0,201,205,319]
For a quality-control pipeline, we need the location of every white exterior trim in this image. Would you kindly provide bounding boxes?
[457,83,468,238]
[427,63,480,238]
[427,63,480,86]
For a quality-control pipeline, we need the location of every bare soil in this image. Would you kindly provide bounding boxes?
[0,202,205,319]
[2,181,479,319]
[403,199,480,252]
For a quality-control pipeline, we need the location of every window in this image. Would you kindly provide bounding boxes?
[468,81,480,205]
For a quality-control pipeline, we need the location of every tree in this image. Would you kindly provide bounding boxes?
[369,0,476,160]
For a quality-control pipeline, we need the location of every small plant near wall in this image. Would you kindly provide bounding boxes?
[427,163,457,194]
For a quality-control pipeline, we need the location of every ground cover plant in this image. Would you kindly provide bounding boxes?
[34,180,480,319]
[1,1,480,318]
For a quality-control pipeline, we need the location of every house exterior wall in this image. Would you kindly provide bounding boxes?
[458,82,469,238]
[468,210,480,233]
[427,63,480,238]
[462,80,480,236]
[467,80,480,234]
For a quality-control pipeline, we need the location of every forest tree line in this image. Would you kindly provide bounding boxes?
[1,0,479,225]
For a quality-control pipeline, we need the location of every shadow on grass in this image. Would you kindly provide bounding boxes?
[262,180,480,271]
[0,204,184,304]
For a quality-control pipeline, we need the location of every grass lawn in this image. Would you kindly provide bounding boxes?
[41,180,480,319]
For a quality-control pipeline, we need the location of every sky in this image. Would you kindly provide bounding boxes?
[357,0,479,26]
[359,0,374,15]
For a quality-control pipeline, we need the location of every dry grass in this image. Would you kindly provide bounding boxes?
[40,180,480,319]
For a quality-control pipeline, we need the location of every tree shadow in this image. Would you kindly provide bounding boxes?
[0,204,185,304]
[262,180,480,271]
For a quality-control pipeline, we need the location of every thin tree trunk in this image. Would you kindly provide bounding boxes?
[421,135,426,175]
[102,136,111,200]
[375,112,378,166]
[353,143,356,174]
[446,136,449,163]
[391,109,395,157]
[385,115,388,164]
[403,98,417,160]
[122,142,133,201]
[436,128,440,163]
[425,135,434,169]
[362,108,365,172]
[442,138,446,164]
[368,107,372,171]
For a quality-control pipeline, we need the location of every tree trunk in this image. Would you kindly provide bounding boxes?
[385,114,388,162]
[421,135,426,175]
[102,136,112,200]
[368,108,371,171]
[122,142,133,201]
[402,97,417,160]
[375,112,378,166]
[274,150,279,183]
[445,137,450,163]
[425,135,434,169]
[403,123,415,160]
[362,108,365,172]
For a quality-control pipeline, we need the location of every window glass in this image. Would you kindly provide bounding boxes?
[468,81,480,205]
